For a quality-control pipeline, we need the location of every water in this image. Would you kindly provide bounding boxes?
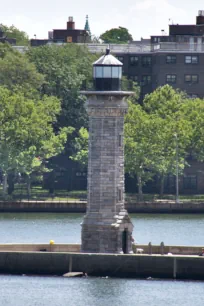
[0,212,203,245]
[0,275,203,306]
[0,212,204,305]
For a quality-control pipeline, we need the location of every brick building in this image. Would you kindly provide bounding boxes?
[31,16,91,47]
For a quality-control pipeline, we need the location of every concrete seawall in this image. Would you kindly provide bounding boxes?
[0,251,204,280]
[0,243,203,256]
[1,201,204,213]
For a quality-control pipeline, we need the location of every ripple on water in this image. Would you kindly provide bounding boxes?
[0,275,203,306]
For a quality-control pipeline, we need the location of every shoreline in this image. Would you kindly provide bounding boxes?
[0,244,204,280]
[1,200,204,213]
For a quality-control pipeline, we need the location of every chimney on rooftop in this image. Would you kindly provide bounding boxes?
[67,16,75,30]
[196,10,204,25]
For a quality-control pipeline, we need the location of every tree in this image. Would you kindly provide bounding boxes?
[0,45,44,97]
[27,44,97,130]
[0,24,29,46]
[27,44,97,184]
[70,127,89,169]
[0,42,14,58]
[143,85,193,195]
[125,102,164,199]
[181,98,204,162]
[100,27,133,44]
[143,85,187,118]
[0,86,73,197]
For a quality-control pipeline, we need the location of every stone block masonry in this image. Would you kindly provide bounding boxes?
[81,92,133,254]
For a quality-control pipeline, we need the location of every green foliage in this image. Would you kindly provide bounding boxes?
[27,44,97,130]
[0,86,73,195]
[125,102,162,193]
[143,85,187,118]
[70,127,89,169]
[100,27,133,44]
[143,85,193,177]
[181,98,204,161]
[125,85,193,195]
[0,45,44,96]
[0,42,14,58]
[0,24,29,46]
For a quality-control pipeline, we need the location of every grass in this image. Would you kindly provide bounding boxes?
[126,193,204,202]
[0,184,87,202]
[1,184,204,202]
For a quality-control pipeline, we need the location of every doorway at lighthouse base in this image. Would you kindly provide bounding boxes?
[81,209,133,254]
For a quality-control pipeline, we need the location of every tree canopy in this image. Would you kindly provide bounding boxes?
[70,127,88,169]
[0,86,73,196]
[100,27,133,44]
[0,44,44,96]
[125,85,193,197]
[0,24,29,46]
[67,84,204,197]
[27,44,97,130]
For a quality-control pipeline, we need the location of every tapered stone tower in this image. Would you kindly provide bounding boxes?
[81,49,133,253]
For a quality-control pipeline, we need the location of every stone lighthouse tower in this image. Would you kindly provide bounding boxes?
[81,49,133,254]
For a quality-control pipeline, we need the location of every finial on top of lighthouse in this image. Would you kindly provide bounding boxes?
[93,48,123,91]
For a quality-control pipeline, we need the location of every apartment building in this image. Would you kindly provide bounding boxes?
[28,11,204,194]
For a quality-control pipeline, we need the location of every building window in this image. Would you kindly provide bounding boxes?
[116,56,124,63]
[129,75,138,82]
[184,75,198,83]
[184,37,189,43]
[129,56,139,66]
[185,55,198,64]
[142,75,152,85]
[166,74,176,84]
[183,175,197,190]
[142,56,152,67]
[166,55,176,64]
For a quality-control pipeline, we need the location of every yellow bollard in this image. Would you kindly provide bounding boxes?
[49,240,55,252]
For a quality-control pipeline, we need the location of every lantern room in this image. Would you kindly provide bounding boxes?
[93,49,123,91]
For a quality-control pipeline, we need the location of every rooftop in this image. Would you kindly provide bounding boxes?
[79,42,204,53]
[14,41,204,54]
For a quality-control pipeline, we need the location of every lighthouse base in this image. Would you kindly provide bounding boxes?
[81,209,133,254]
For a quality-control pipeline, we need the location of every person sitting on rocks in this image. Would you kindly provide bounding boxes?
[199,248,204,256]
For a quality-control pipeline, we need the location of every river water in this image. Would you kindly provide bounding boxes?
[0,275,203,306]
[0,212,203,245]
[0,212,204,305]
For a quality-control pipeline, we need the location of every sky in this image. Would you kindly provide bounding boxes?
[1,0,204,40]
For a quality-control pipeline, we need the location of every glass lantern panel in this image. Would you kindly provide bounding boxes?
[95,66,103,78]
[119,67,122,79]
[103,66,112,78]
[112,67,119,78]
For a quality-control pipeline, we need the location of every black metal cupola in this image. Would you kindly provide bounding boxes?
[93,48,123,91]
